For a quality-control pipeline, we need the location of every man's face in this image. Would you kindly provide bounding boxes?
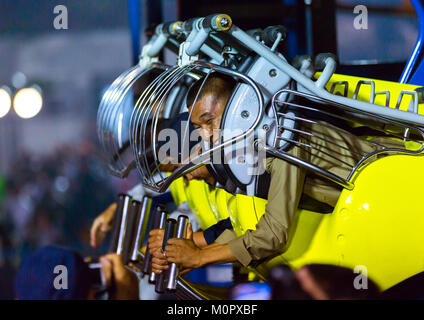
[184,92,228,185]
[189,94,226,145]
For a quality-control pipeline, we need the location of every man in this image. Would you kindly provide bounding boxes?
[149,73,382,273]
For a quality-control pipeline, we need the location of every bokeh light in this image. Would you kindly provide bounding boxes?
[13,87,43,119]
[0,87,12,118]
[11,71,27,89]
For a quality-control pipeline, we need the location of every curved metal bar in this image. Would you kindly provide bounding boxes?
[98,65,142,174]
[131,65,202,187]
[97,65,138,158]
[144,67,192,186]
[150,66,196,184]
[265,146,354,190]
[137,61,265,192]
[274,89,424,141]
[175,278,205,300]
[131,67,176,184]
[109,66,153,172]
[272,88,424,187]
[103,67,142,154]
[97,64,171,177]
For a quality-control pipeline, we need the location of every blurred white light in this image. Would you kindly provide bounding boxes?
[13,87,43,119]
[0,88,11,118]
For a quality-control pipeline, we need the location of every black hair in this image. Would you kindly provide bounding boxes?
[185,72,237,109]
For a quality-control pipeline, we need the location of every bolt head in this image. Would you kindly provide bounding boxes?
[220,18,229,27]
[269,69,277,77]
[241,110,250,119]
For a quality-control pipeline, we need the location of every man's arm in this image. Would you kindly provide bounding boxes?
[148,228,207,251]
[163,157,306,270]
[90,202,117,248]
[228,156,306,266]
[100,253,139,300]
[165,241,237,270]
[149,217,235,272]
[149,227,207,274]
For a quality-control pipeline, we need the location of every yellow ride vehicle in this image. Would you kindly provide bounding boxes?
[173,73,424,292]
[97,14,424,299]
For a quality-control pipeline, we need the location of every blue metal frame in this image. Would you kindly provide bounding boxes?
[400,0,424,85]
[128,0,141,65]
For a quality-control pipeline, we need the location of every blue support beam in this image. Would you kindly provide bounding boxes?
[128,0,141,65]
[400,0,424,85]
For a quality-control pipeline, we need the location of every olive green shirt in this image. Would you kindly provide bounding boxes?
[218,121,382,267]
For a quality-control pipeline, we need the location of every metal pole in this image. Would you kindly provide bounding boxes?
[155,218,176,293]
[167,215,188,291]
[128,0,141,65]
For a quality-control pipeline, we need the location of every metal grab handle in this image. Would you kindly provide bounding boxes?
[155,218,177,293]
[167,215,189,292]
[142,205,166,275]
[148,208,169,283]
[109,194,132,254]
[108,194,126,253]
[122,200,141,265]
[131,196,152,263]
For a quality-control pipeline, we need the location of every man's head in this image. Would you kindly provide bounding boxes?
[15,245,93,300]
[186,73,236,145]
[182,73,236,185]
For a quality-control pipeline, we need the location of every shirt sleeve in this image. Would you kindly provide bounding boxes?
[203,218,233,245]
[215,229,238,245]
[227,157,306,267]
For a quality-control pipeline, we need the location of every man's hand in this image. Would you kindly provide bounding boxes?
[90,203,117,248]
[149,228,169,274]
[165,223,202,270]
[100,253,139,300]
[148,228,165,254]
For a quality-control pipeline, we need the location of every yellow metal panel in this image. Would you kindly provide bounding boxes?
[253,155,424,290]
[290,155,424,290]
[222,153,424,290]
